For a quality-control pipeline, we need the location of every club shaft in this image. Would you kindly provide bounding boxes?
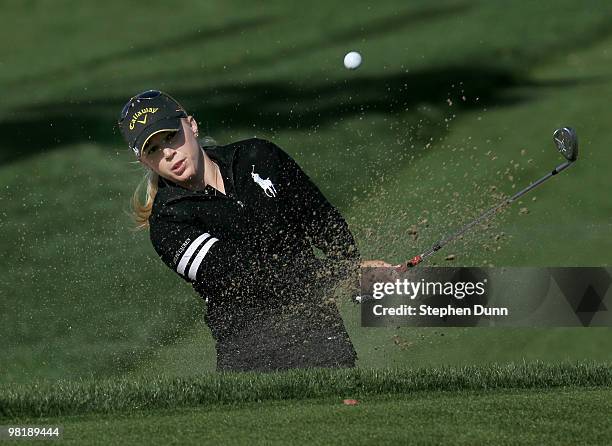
[416,160,573,263]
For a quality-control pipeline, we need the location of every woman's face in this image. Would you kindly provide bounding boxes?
[140,116,204,188]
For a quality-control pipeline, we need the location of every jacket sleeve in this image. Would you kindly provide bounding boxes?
[149,202,263,288]
[271,141,361,264]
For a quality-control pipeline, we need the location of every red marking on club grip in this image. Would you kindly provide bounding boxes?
[408,255,422,266]
[395,255,422,272]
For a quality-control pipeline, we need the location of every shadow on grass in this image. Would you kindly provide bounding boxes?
[1,15,279,90]
[1,65,529,164]
[2,2,470,91]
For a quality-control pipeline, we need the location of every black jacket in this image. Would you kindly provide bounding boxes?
[148,138,361,343]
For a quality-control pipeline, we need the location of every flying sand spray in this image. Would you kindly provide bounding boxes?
[396,127,579,271]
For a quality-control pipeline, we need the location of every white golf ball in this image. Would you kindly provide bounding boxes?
[343,51,362,70]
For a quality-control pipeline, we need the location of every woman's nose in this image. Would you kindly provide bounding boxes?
[163,147,175,158]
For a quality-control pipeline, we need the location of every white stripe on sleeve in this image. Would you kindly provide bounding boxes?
[177,233,210,276]
[188,237,219,280]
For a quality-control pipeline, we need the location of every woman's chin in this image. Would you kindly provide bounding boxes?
[172,169,197,185]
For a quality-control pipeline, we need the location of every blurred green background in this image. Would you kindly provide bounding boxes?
[1,0,611,384]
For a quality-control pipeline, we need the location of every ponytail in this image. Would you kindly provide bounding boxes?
[131,169,159,230]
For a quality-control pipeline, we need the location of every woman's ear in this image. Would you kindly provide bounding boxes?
[187,115,199,138]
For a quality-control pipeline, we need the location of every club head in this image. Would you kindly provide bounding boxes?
[553,127,578,162]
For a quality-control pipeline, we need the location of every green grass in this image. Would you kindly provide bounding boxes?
[1,0,612,387]
[2,361,611,420]
[29,388,611,445]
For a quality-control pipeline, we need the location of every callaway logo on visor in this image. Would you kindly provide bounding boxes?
[129,108,159,130]
[118,90,188,159]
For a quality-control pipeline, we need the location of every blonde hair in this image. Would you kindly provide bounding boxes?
[131,169,159,231]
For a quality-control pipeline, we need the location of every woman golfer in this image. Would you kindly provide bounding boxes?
[118,90,391,372]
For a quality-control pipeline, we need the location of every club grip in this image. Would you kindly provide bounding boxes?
[408,255,422,266]
[395,255,422,272]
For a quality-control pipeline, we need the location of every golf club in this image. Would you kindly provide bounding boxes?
[396,127,579,271]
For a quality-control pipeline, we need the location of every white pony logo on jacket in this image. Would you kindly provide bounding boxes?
[251,165,277,197]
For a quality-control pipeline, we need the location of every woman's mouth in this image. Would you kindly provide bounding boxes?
[171,159,186,175]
